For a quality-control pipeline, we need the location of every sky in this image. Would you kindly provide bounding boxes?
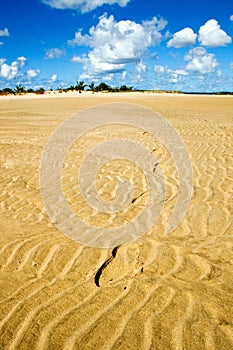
[0,0,232,92]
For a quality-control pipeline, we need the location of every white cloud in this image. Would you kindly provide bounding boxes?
[185,47,218,74]
[0,56,26,80]
[230,15,233,21]
[154,64,165,75]
[27,69,40,79]
[50,74,58,81]
[45,48,64,59]
[136,61,146,73]
[68,13,167,79]
[167,28,197,48]
[154,65,188,84]
[17,56,27,67]
[41,0,131,12]
[0,28,10,37]
[71,55,83,63]
[198,19,232,47]
[17,56,27,68]
[174,69,188,76]
[122,71,127,79]
[230,62,233,69]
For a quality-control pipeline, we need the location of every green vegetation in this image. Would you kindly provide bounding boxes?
[15,85,26,94]
[0,81,135,95]
[76,81,86,91]
[88,82,95,91]
[73,81,134,92]
[0,87,15,95]
[183,91,233,95]
[0,81,232,96]
[0,86,46,96]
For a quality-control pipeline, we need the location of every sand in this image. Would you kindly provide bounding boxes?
[0,92,232,349]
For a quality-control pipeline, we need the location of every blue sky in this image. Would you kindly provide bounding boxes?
[0,0,232,91]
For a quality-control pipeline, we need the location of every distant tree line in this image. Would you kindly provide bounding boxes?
[0,85,45,96]
[0,81,232,96]
[183,91,233,95]
[61,81,134,93]
[0,81,134,96]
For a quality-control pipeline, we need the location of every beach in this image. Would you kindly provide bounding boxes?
[0,92,232,349]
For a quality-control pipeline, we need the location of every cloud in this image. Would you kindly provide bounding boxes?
[230,62,233,69]
[45,48,64,59]
[167,27,197,48]
[41,0,131,12]
[27,69,40,79]
[71,55,83,63]
[68,13,167,79]
[198,19,232,47]
[17,56,27,67]
[174,69,188,76]
[154,64,165,75]
[230,15,233,21]
[154,64,188,84]
[122,71,127,79]
[136,61,146,73]
[0,28,10,37]
[0,56,26,80]
[185,47,218,74]
[50,74,58,81]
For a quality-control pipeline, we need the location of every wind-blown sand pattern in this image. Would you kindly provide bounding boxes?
[0,93,232,349]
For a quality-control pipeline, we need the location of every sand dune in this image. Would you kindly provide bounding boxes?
[0,93,232,349]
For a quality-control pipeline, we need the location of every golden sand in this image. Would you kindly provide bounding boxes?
[0,93,232,349]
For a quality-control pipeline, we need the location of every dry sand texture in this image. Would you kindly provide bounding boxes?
[0,93,233,349]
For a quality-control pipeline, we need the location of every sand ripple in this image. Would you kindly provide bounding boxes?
[0,94,232,349]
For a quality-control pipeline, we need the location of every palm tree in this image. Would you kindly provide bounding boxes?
[119,85,133,91]
[89,82,95,91]
[76,81,86,91]
[15,85,26,94]
[95,82,110,91]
